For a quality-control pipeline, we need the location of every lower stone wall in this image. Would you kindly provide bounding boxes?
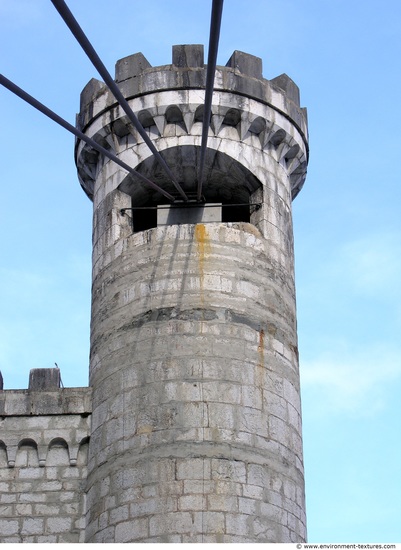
[86,453,305,543]
[0,387,91,543]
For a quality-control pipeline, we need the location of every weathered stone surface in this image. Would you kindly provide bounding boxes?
[78,42,308,538]
[270,73,301,105]
[226,50,263,79]
[115,52,151,82]
[0,43,309,544]
[173,44,204,68]
[76,44,308,204]
[85,214,305,542]
[0,387,92,416]
[29,368,60,390]
[0,377,91,542]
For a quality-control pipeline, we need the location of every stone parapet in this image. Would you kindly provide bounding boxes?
[0,387,92,417]
[78,45,307,138]
[0,387,92,468]
[75,45,308,202]
[0,384,91,542]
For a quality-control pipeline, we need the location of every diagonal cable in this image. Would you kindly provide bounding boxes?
[51,0,188,202]
[0,74,175,202]
[197,0,224,201]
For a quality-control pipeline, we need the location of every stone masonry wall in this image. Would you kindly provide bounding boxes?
[0,386,91,543]
[0,44,309,544]
[79,45,308,543]
[86,220,305,542]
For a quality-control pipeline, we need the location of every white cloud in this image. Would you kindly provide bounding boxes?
[301,342,401,416]
[339,232,401,296]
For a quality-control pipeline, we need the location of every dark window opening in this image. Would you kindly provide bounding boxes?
[132,206,157,233]
[131,200,251,233]
[222,203,250,223]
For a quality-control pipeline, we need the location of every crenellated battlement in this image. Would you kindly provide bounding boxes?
[75,45,308,203]
[0,370,91,542]
[78,45,306,132]
[0,369,91,468]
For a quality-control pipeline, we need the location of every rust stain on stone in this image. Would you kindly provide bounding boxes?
[195,223,211,291]
[257,328,265,387]
[195,223,210,267]
[195,224,211,330]
[258,329,265,365]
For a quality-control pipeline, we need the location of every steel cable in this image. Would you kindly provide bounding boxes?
[0,74,175,202]
[197,0,224,201]
[51,0,188,202]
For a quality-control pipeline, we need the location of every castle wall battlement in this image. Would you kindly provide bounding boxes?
[78,45,307,137]
[75,45,308,202]
[0,372,91,542]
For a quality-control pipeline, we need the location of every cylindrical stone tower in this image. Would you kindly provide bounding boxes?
[76,45,308,543]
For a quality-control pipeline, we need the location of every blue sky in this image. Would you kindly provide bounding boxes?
[0,0,400,543]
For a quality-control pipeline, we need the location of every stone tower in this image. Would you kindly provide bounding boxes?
[76,45,308,543]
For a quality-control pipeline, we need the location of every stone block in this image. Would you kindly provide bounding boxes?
[242,484,264,500]
[130,497,167,517]
[173,44,204,67]
[207,494,238,512]
[158,480,183,497]
[59,491,79,502]
[202,381,241,404]
[264,390,288,420]
[0,504,14,516]
[18,492,46,503]
[178,494,206,511]
[62,502,80,516]
[149,511,201,536]
[253,516,281,540]
[93,526,115,543]
[115,53,151,82]
[109,505,129,524]
[247,463,271,488]
[176,458,211,480]
[35,480,62,492]
[37,535,58,543]
[270,74,300,105]
[260,502,287,524]
[225,513,250,536]
[211,458,246,483]
[242,385,262,409]
[46,516,73,534]
[0,519,19,542]
[269,414,290,444]
[207,402,236,431]
[79,78,106,113]
[183,480,214,494]
[201,512,225,534]
[0,493,17,503]
[115,518,148,542]
[226,50,263,79]
[29,368,60,390]
[21,517,44,535]
[238,496,257,515]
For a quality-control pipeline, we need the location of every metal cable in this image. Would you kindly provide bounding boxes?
[51,0,188,202]
[197,0,224,201]
[0,74,175,202]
